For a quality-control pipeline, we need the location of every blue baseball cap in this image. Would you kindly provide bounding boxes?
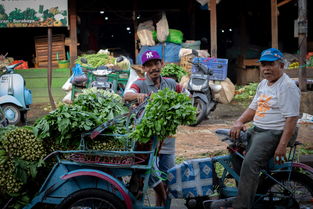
[258,48,284,62]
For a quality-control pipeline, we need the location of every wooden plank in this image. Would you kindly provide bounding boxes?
[277,0,294,7]
[271,0,278,49]
[298,0,308,91]
[210,0,217,57]
[243,59,260,67]
[284,68,313,78]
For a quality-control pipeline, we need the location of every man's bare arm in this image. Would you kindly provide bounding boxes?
[230,108,256,139]
[124,92,147,103]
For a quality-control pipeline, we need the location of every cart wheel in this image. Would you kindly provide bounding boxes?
[57,189,126,209]
[2,104,21,125]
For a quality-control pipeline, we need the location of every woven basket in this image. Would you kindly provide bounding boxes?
[180,54,195,75]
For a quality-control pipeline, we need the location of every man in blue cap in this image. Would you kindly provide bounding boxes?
[227,48,300,209]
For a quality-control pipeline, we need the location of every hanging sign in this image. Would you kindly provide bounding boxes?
[0,0,68,28]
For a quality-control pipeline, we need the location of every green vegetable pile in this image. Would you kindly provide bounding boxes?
[233,82,258,101]
[161,63,188,82]
[76,54,116,68]
[130,88,196,143]
[0,127,45,208]
[34,88,129,150]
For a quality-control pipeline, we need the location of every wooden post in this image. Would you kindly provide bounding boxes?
[210,0,217,57]
[132,10,139,60]
[190,0,196,40]
[298,0,307,91]
[69,0,78,69]
[271,0,278,49]
[133,0,139,61]
[47,28,56,110]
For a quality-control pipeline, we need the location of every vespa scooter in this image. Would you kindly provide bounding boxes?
[0,62,32,125]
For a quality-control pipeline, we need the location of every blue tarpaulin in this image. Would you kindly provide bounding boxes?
[136,42,182,64]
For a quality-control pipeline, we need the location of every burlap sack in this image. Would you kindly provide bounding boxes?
[213,78,235,104]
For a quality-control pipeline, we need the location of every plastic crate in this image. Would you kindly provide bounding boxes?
[192,57,228,81]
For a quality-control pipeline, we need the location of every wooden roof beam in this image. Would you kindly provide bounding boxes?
[277,0,294,7]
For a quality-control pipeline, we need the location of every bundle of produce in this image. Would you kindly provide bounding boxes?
[233,82,258,101]
[0,127,46,208]
[34,89,130,151]
[130,88,196,143]
[76,53,116,68]
[161,63,188,82]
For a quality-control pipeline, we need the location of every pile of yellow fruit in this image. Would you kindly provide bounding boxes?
[288,62,300,69]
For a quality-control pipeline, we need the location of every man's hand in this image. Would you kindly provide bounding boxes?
[136,93,148,104]
[274,144,287,165]
[230,121,246,139]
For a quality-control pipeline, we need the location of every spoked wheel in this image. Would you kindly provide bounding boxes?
[57,189,126,209]
[2,104,21,125]
[191,98,207,126]
[257,172,313,209]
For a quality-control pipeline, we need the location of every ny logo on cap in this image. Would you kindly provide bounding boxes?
[146,52,153,59]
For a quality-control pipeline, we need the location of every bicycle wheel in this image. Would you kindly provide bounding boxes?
[57,189,126,209]
[257,172,313,209]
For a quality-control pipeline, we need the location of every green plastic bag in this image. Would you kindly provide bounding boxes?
[152,29,183,44]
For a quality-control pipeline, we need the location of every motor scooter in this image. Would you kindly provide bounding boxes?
[0,62,32,125]
[0,106,8,127]
[187,53,221,125]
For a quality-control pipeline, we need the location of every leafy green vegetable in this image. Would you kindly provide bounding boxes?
[76,54,116,68]
[233,82,258,101]
[34,89,129,148]
[130,88,196,143]
[161,63,188,82]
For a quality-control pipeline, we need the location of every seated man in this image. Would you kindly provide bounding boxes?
[124,50,186,206]
[229,48,301,209]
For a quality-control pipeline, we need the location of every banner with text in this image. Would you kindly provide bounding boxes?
[0,0,68,28]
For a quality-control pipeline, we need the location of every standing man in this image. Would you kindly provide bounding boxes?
[229,48,300,209]
[124,50,186,206]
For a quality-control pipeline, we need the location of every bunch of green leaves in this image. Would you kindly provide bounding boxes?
[233,82,258,101]
[73,89,130,138]
[74,88,127,121]
[130,88,196,143]
[76,54,116,68]
[161,63,188,82]
[34,104,99,146]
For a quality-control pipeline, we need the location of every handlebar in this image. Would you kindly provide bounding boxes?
[215,129,249,144]
[2,62,23,73]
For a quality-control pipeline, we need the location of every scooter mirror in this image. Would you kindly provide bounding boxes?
[81,57,88,64]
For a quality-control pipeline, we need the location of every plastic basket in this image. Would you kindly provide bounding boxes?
[192,57,228,81]
[182,40,201,50]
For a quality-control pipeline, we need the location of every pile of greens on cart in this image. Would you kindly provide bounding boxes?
[0,88,196,208]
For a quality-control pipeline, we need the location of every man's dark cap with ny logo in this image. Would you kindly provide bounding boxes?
[141,50,161,66]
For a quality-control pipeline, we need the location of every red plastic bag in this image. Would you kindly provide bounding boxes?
[10,60,29,70]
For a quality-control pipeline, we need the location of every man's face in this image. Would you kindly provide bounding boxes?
[143,59,163,80]
[260,60,284,83]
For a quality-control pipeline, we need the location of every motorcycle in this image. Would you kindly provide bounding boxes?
[71,58,129,100]
[0,62,32,125]
[187,54,221,125]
